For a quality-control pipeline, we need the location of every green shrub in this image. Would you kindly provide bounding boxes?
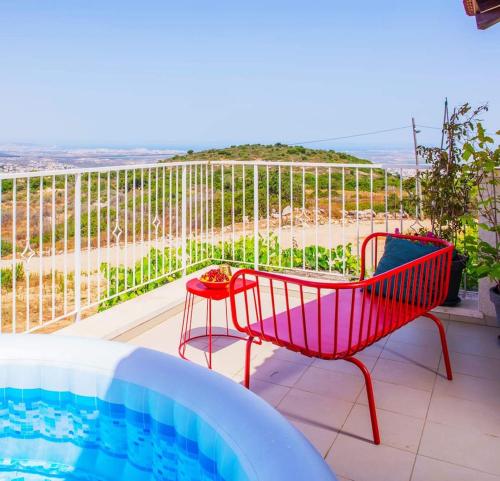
[0,263,25,290]
[0,240,13,256]
[98,235,359,311]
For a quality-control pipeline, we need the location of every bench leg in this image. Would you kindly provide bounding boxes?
[345,356,381,445]
[244,336,254,389]
[422,312,453,381]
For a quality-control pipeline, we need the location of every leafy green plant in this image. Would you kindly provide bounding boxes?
[418,104,487,245]
[98,235,359,311]
[99,246,185,309]
[462,123,500,290]
[417,103,500,296]
[456,224,480,290]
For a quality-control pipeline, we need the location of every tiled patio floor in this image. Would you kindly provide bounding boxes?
[127,299,500,481]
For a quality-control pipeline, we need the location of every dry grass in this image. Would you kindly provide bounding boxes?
[1,271,99,333]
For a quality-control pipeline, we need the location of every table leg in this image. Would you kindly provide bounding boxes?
[186,292,195,338]
[208,298,213,369]
[179,291,194,359]
[205,298,209,336]
[224,298,229,335]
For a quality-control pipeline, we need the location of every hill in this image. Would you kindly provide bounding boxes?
[167,143,400,199]
[166,143,405,219]
[169,143,372,164]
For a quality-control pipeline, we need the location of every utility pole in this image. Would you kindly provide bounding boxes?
[411,117,419,167]
[441,97,449,149]
[412,117,422,219]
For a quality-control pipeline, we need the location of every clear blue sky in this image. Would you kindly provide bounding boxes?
[0,0,498,150]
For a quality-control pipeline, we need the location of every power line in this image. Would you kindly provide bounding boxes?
[416,124,442,130]
[287,125,412,146]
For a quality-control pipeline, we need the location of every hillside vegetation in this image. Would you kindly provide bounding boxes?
[168,144,403,212]
[169,143,372,164]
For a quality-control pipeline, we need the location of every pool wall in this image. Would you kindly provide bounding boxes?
[0,335,336,481]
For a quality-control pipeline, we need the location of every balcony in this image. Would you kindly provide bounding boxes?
[1,161,498,481]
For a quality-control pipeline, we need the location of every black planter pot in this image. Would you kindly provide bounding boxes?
[490,286,500,324]
[441,253,468,307]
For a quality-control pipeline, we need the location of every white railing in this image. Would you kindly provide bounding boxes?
[0,160,433,333]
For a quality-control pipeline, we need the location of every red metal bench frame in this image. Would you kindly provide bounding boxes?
[228,233,454,445]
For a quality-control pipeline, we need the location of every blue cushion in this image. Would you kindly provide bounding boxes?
[368,236,442,302]
[375,236,441,275]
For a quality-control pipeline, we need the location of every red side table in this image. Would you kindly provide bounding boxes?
[179,277,257,369]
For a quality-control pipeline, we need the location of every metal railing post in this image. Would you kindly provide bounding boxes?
[253,164,259,270]
[181,164,187,275]
[74,173,82,321]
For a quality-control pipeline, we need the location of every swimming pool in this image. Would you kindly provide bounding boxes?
[0,335,336,481]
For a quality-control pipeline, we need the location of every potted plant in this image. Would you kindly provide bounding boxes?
[463,121,500,322]
[418,104,488,306]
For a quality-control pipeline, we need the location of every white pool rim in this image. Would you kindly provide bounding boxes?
[0,335,336,481]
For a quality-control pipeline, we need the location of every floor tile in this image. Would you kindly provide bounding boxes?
[371,357,437,392]
[427,394,500,437]
[247,378,290,407]
[211,333,247,348]
[433,372,500,408]
[207,340,247,376]
[358,341,386,359]
[251,357,309,387]
[419,421,500,475]
[129,314,184,353]
[438,350,500,382]
[388,325,443,349]
[408,316,448,331]
[295,366,364,402]
[312,353,377,376]
[447,322,500,339]
[327,434,415,481]
[411,456,500,481]
[446,324,500,359]
[381,339,442,370]
[287,418,338,457]
[447,334,500,360]
[343,404,424,452]
[358,380,432,419]
[277,387,353,431]
[254,345,315,366]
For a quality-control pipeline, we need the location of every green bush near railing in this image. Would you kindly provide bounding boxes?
[456,223,480,291]
[0,240,14,256]
[98,235,359,311]
[0,263,25,289]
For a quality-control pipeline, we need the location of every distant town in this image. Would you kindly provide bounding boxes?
[0,144,180,172]
[0,143,415,172]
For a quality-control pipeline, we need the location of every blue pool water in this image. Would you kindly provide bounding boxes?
[0,387,240,481]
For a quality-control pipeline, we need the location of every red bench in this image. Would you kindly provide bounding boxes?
[229,233,454,444]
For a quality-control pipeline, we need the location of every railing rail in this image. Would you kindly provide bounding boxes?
[0,160,432,180]
[0,160,455,334]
